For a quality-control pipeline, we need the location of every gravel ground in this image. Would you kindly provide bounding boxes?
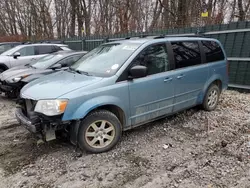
[0,90,249,188]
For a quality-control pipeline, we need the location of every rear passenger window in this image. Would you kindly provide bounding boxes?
[202,41,225,63]
[171,41,201,69]
[36,46,55,55]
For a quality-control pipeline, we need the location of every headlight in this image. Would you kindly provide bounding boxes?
[10,75,30,83]
[34,99,68,116]
[12,77,21,83]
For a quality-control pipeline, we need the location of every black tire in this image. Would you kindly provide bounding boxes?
[202,84,220,111]
[78,110,122,153]
[0,69,4,73]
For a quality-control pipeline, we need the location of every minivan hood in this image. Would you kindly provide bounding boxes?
[21,71,103,100]
[0,66,51,81]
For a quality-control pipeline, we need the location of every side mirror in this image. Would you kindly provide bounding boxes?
[51,64,62,69]
[13,52,21,59]
[129,65,147,79]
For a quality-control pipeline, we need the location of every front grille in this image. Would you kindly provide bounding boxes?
[25,99,37,112]
[24,99,37,118]
[17,99,37,116]
[24,99,41,126]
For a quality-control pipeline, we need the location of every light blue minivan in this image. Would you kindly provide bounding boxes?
[15,37,228,153]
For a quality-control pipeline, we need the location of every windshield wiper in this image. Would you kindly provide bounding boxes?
[25,64,35,68]
[68,67,92,76]
[76,70,92,76]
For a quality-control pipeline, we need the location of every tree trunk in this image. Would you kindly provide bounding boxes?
[69,0,77,37]
[238,0,245,21]
[176,0,187,28]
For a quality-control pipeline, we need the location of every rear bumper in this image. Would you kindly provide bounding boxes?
[15,107,38,133]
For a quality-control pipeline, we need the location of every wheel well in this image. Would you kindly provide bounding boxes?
[89,105,125,127]
[211,79,222,92]
[0,64,8,71]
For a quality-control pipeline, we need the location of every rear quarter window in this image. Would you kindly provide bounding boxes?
[202,41,225,63]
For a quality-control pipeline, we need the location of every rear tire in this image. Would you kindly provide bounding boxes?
[0,69,4,73]
[202,84,220,111]
[78,110,122,153]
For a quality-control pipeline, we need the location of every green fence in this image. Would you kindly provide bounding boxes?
[63,21,250,88]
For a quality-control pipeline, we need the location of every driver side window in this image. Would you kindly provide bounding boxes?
[15,46,35,56]
[132,43,169,75]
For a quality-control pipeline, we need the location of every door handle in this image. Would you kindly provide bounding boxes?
[31,58,37,61]
[177,74,185,79]
[164,77,173,82]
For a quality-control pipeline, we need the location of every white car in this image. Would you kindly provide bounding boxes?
[0,43,71,73]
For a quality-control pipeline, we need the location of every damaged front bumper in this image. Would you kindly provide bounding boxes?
[15,99,79,144]
[15,107,38,133]
[15,106,69,141]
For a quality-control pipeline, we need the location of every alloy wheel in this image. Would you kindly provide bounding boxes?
[207,89,218,108]
[85,120,115,149]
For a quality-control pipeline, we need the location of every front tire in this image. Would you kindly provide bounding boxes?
[78,110,122,153]
[202,84,220,111]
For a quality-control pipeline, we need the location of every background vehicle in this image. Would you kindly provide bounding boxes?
[0,51,87,98]
[0,42,22,54]
[0,43,71,73]
[16,37,228,153]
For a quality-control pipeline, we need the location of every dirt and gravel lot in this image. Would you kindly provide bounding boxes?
[0,90,249,188]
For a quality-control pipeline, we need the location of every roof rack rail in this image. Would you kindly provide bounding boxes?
[152,32,208,39]
[124,32,208,40]
[125,34,154,40]
[153,35,165,39]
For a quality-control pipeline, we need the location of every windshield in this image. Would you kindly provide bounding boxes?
[31,54,64,69]
[1,45,23,56]
[70,43,141,77]
[0,44,11,54]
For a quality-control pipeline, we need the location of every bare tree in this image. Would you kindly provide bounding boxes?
[0,0,249,40]
[238,0,250,21]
